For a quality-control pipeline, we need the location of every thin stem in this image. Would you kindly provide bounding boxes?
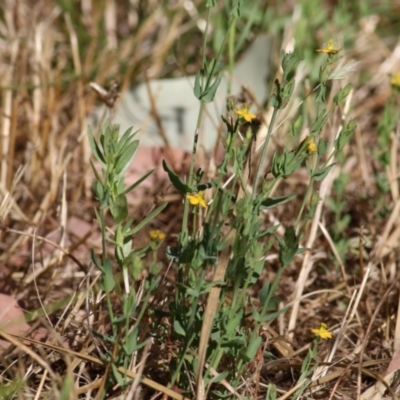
[170,333,196,385]
[252,108,279,198]
[201,8,211,68]
[295,177,315,232]
[227,18,236,96]
[294,155,319,230]
[106,290,116,337]
[181,14,236,242]
[100,209,106,257]
[181,104,205,242]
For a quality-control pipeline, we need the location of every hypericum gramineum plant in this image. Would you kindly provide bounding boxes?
[87,3,355,399]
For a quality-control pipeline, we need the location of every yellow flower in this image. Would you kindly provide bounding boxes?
[311,323,332,340]
[390,72,400,88]
[149,229,166,241]
[186,192,207,208]
[316,39,341,55]
[236,104,257,122]
[306,137,318,154]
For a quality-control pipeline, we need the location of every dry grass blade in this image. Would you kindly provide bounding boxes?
[0,332,190,400]
[0,330,59,382]
[196,233,234,400]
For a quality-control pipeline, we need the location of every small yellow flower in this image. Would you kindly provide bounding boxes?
[186,191,207,208]
[306,137,318,154]
[316,39,341,55]
[149,229,166,241]
[311,323,332,340]
[390,72,400,88]
[236,104,257,122]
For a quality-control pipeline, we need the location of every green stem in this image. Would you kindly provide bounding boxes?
[295,177,315,231]
[294,155,319,230]
[99,208,116,335]
[181,14,237,243]
[170,333,196,386]
[100,209,107,258]
[227,18,236,96]
[201,8,211,69]
[181,103,205,243]
[252,108,279,198]
[106,291,116,337]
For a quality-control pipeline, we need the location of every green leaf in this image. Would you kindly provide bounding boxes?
[90,249,102,270]
[259,282,271,304]
[90,159,103,182]
[230,0,241,17]
[87,126,106,166]
[333,83,352,106]
[130,255,144,281]
[240,336,261,362]
[123,329,139,355]
[177,241,197,264]
[306,192,320,220]
[311,110,329,135]
[225,310,243,334]
[149,262,162,275]
[257,224,280,238]
[210,371,229,384]
[201,72,222,103]
[194,70,204,100]
[110,193,128,223]
[335,119,356,152]
[260,194,297,209]
[174,320,186,337]
[60,376,73,400]
[92,254,116,293]
[123,169,154,195]
[266,384,277,400]
[279,226,299,267]
[317,138,329,156]
[290,114,303,137]
[103,258,116,293]
[116,126,135,152]
[281,51,300,81]
[252,306,289,322]
[115,140,139,176]
[162,160,192,193]
[126,202,168,236]
[312,163,335,181]
[93,180,105,202]
[111,364,125,387]
[194,180,218,191]
[259,282,280,311]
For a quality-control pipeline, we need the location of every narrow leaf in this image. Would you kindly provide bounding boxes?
[279,226,299,267]
[312,163,335,181]
[174,320,186,336]
[115,140,139,175]
[162,160,192,193]
[126,202,168,236]
[110,193,128,223]
[87,126,106,166]
[194,71,203,100]
[242,336,262,361]
[123,169,154,195]
[261,194,297,209]
[201,73,222,103]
